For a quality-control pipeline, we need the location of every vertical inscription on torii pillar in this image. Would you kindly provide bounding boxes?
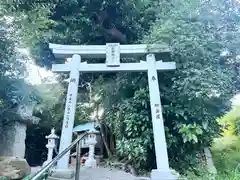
[57,55,80,169]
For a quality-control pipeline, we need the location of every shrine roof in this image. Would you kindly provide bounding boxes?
[73,122,99,133]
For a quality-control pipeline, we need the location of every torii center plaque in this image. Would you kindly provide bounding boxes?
[50,43,178,179]
[106,43,120,67]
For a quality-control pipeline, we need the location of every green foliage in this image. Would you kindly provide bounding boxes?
[114,88,153,169]
[185,169,239,180]
[212,136,240,176]
[0,16,41,128]
[1,0,156,47]
[0,177,8,180]
[31,83,65,129]
[184,135,240,179]
[218,106,240,136]
[95,0,240,171]
[176,123,203,144]
[141,0,239,170]
[183,107,240,179]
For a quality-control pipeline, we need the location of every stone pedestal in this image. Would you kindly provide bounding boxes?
[48,168,75,180]
[0,104,40,158]
[85,157,97,168]
[151,169,179,180]
[0,122,26,158]
[12,122,27,157]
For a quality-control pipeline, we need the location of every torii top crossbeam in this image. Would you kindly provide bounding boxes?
[50,43,174,72]
[49,43,170,59]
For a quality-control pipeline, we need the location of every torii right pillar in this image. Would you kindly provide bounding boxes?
[147,54,179,180]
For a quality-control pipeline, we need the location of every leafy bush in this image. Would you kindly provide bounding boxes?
[185,171,239,180]
[212,136,240,176]
[218,106,240,136]
[184,158,240,179]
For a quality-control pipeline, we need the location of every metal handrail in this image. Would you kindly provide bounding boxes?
[30,132,88,180]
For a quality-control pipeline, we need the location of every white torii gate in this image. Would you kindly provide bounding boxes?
[50,43,178,179]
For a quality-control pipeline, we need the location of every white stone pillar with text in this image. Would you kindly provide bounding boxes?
[57,54,81,169]
[147,54,178,179]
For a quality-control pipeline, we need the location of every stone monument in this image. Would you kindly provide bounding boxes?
[0,104,40,158]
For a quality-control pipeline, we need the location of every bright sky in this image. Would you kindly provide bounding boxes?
[233,94,240,106]
[17,48,58,85]
[26,65,58,84]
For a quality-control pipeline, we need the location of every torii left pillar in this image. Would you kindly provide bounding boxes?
[50,55,81,180]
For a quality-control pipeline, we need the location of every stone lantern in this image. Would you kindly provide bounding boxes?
[85,127,99,168]
[43,128,59,167]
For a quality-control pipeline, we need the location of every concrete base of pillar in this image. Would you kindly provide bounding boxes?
[48,168,75,180]
[42,160,51,167]
[151,169,179,180]
[48,177,74,180]
[85,158,97,168]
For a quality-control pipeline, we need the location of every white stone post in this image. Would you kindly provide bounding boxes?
[147,54,178,179]
[57,55,81,169]
[85,128,97,168]
[43,128,59,167]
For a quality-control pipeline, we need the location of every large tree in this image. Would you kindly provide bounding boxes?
[0,15,37,128]
[91,0,240,171]
[0,11,62,155]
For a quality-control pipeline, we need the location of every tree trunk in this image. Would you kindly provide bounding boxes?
[96,119,112,157]
[88,83,113,157]
[95,106,112,158]
[109,128,116,153]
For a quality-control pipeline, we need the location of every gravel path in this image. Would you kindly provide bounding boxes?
[77,167,149,180]
[31,166,150,180]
